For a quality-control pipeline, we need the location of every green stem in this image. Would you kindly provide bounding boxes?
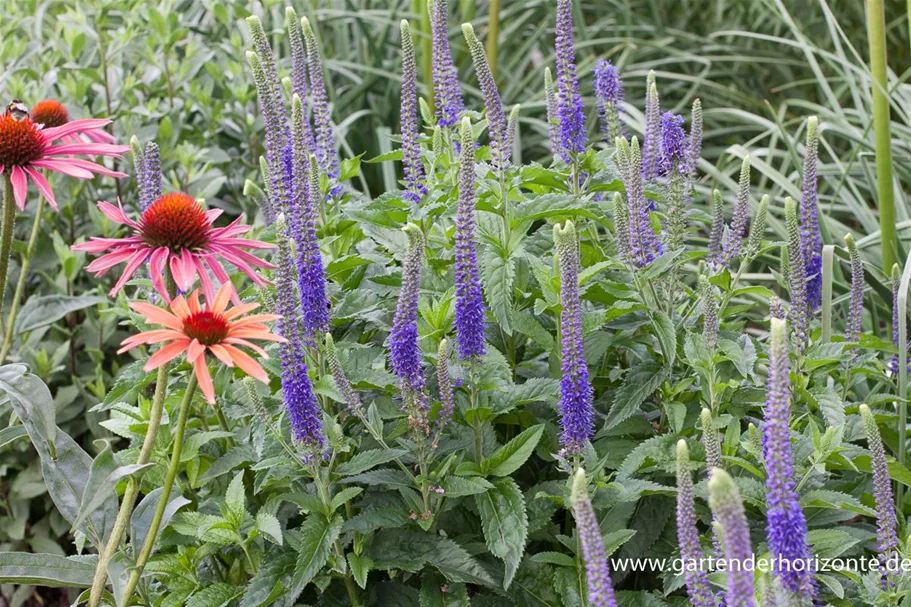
[0,177,18,322]
[867,0,897,271]
[122,373,198,602]
[0,195,44,363]
[88,364,170,607]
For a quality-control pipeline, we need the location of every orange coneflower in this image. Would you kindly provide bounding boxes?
[119,283,284,403]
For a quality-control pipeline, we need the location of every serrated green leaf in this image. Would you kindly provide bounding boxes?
[0,553,96,587]
[475,477,528,588]
[336,448,409,476]
[348,553,373,590]
[256,512,283,545]
[604,364,667,431]
[483,424,544,477]
[330,487,363,512]
[289,514,342,598]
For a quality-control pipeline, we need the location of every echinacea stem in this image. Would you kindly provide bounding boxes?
[0,176,17,322]
[123,373,198,603]
[0,195,45,363]
[88,363,170,607]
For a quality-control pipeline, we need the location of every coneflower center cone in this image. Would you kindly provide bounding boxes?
[0,116,46,167]
[140,193,211,251]
[182,310,230,345]
[30,100,70,127]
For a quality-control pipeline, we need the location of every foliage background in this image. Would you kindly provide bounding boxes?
[1,0,911,605]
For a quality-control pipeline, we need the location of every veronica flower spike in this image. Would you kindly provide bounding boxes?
[571,469,619,607]
[0,105,128,210]
[119,283,284,404]
[553,0,586,159]
[400,20,427,203]
[859,404,900,583]
[555,221,594,456]
[708,469,755,607]
[74,193,275,302]
[428,0,464,128]
[675,440,715,607]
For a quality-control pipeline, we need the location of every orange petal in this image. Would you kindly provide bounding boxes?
[117,329,184,353]
[229,314,281,328]
[194,357,216,404]
[143,339,191,370]
[227,328,285,342]
[211,282,233,315]
[129,302,184,331]
[186,338,206,362]
[170,294,192,320]
[220,344,269,383]
[187,290,201,315]
[224,338,269,358]
[223,301,260,320]
[208,344,236,367]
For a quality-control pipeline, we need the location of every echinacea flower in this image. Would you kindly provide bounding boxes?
[0,111,128,209]
[30,100,115,143]
[74,193,275,301]
[118,283,283,404]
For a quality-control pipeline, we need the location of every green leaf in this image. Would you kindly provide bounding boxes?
[73,441,153,533]
[481,245,515,334]
[368,529,495,587]
[15,295,107,334]
[348,553,373,590]
[0,553,96,587]
[336,448,408,476]
[224,472,246,529]
[289,514,342,598]
[255,512,283,545]
[330,487,363,512]
[512,311,554,351]
[441,475,494,498]
[475,477,528,588]
[0,425,27,448]
[342,507,410,533]
[180,431,234,463]
[186,583,243,607]
[604,364,667,431]
[130,488,191,549]
[483,424,545,477]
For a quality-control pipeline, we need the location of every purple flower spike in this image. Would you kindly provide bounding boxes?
[429,0,464,128]
[708,190,724,265]
[325,333,362,419]
[274,218,326,454]
[708,469,755,607]
[593,59,624,142]
[859,404,900,585]
[659,112,687,174]
[799,117,822,310]
[554,221,594,455]
[554,0,586,160]
[454,117,487,360]
[302,17,340,181]
[700,408,724,559]
[685,99,703,182]
[784,197,809,351]
[463,23,509,171]
[642,72,661,182]
[845,234,864,343]
[700,275,719,349]
[544,68,560,156]
[286,8,316,154]
[571,469,619,607]
[763,317,816,597]
[389,224,429,432]
[612,192,632,263]
[721,156,752,266]
[142,141,161,211]
[891,264,904,374]
[676,441,715,607]
[616,136,664,267]
[400,20,428,204]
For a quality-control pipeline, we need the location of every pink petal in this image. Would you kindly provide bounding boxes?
[142,340,190,370]
[208,344,236,368]
[193,257,216,303]
[30,159,94,179]
[52,158,127,178]
[22,166,56,210]
[194,357,216,404]
[85,247,143,276]
[211,282,233,315]
[220,344,269,383]
[10,167,28,210]
[129,302,184,331]
[149,247,171,301]
[97,200,140,229]
[42,118,112,142]
[170,249,198,293]
[44,142,130,157]
[186,338,205,363]
[110,252,148,296]
[85,129,116,144]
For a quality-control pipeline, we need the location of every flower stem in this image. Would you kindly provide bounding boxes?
[0,176,18,322]
[87,363,170,607]
[0,195,45,363]
[122,373,198,602]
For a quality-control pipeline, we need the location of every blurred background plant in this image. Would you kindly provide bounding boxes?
[1,0,910,604]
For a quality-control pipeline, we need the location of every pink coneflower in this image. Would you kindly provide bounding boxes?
[73,192,275,302]
[119,283,284,404]
[0,111,128,210]
[30,100,116,144]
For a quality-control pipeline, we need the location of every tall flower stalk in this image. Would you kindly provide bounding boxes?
[642,72,661,182]
[891,264,904,374]
[700,408,724,559]
[685,98,702,183]
[325,333,362,419]
[763,317,815,597]
[799,117,822,311]
[844,233,864,343]
[286,8,316,153]
[303,17,340,181]
[571,469,619,607]
[553,0,585,160]
[707,189,724,265]
[429,0,463,128]
[661,111,688,253]
[462,23,509,171]
[859,404,900,584]
[454,117,487,361]
[721,155,752,266]
[708,469,755,607]
[389,224,428,432]
[593,59,623,142]
[675,440,715,607]
[616,136,663,267]
[554,221,594,457]
[400,20,427,203]
[784,197,809,351]
[544,67,560,156]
